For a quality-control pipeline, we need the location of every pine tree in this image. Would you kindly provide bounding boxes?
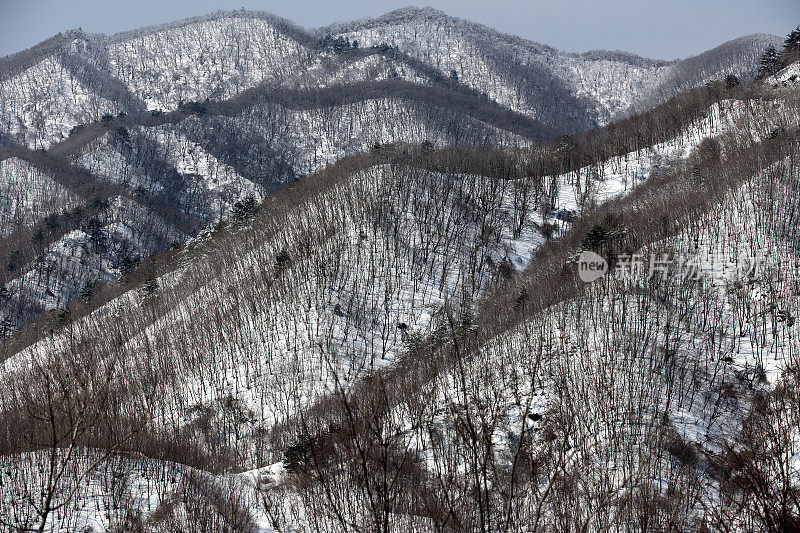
[275,250,291,269]
[582,224,609,249]
[759,46,779,77]
[232,194,259,226]
[283,433,313,474]
[142,277,159,300]
[690,166,705,184]
[85,218,107,253]
[0,315,13,340]
[785,26,800,48]
[514,288,529,309]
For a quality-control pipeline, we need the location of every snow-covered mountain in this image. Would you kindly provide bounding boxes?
[0,8,798,531]
[0,8,780,149]
[321,7,780,125]
[2,68,798,529]
[0,8,781,335]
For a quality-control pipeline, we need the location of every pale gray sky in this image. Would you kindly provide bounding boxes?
[0,0,797,60]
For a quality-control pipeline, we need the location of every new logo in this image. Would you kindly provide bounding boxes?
[577,250,608,283]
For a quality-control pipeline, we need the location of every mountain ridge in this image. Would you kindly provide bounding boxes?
[0,8,781,142]
[0,5,782,63]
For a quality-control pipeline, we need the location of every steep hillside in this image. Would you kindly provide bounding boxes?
[0,9,780,151]
[0,157,80,238]
[0,64,797,529]
[102,12,314,111]
[0,6,780,335]
[0,76,548,335]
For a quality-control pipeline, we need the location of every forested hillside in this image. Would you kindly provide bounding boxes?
[0,9,781,338]
[0,7,798,532]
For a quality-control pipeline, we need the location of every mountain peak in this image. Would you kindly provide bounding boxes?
[108,9,308,44]
[317,5,460,36]
[375,6,452,21]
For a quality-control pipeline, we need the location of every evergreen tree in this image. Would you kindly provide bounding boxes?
[690,165,705,184]
[759,46,779,77]
[785,26,800,48]
[232,194,260,226]
[724,74,740,89]
[275,250,291,269]
[514,288,529,309]
[0,315,13,340]
[85,218,107,254]
[142,276,159,300]
[283,433,313,474]
[582,224,609,249]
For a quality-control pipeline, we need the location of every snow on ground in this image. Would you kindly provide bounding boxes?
[0,55,120,149]
[289,53,431,89]
[329,13,552,120]
[218,97,527,176]
[552,96,799,217]
[2,79,798,529]
[7,87,795,468]
[0,449,280,532]
[76,133,165,194]
[141,124,264,218]
[106,15,311,111]
[2,163,551,471]
[325,7,759,126]
[0,157,81,238]
[768,60,800,86]
[0,195,184,327]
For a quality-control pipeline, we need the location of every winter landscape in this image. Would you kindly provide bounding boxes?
[0,2,799,531]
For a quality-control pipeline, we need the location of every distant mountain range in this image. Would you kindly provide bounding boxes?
[0,8,781,147]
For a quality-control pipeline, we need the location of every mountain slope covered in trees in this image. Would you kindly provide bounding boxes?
[0,8,798,532]
[322,7,780,125]
[0,9,782,336]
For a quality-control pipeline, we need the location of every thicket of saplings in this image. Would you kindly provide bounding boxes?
[0,83,798,530]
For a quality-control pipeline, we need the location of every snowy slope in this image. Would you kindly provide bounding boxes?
[768,60,800,86]
[0,8,779,149]
[105,13,314,111]
[0,195,184,325]
[3,92,798,530]
[0,157,80,237]
[0,12,797,531]
[0,54,122,149]
[207,97,526,175]
[322,7,780,125]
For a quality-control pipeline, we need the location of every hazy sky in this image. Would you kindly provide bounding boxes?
[1,0,798,60]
